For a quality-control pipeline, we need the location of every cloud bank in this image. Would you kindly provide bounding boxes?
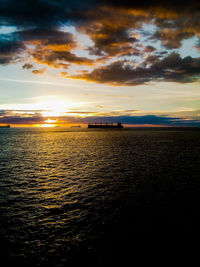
[0,0,200,85]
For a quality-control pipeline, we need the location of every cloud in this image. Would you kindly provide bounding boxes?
[0,109,43,125]
[32,68,46,75]
[17,28,75,46]
[22,63,34,69]
[33,50,94,67]
[0,27,94,69]
[80,20,139,57]
[75,1,200,54]
[0,1,199,29]
[0,0,200,85]
[0,38,25,64]
[16,28,95,68]
[151,27,195,49]
[70,53,200,85]
[143,46,156,53]
[0,110,8,116]
[79,114,200,126]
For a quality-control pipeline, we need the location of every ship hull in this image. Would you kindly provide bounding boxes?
[0,125,10,128]
[88,124,123,128]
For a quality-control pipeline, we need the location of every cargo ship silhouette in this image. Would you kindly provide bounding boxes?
[88,122,123,128]
[0,125,10,128]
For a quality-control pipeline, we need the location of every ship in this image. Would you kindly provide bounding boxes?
[0,125,10,128]
[88,122,123,128]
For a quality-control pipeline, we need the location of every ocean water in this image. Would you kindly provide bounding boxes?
[0,127,200,266]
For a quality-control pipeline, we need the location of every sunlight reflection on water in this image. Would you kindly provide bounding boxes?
[0,127,200,266]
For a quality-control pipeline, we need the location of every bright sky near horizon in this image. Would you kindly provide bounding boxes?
[0,0,200,126]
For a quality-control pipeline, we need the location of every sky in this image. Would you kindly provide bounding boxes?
[0,0,200,127]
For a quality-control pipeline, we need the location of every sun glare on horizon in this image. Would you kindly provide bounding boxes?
[39,98,79,117]
[44,118,57,123]
[38,118,58,127]
[41,124,56,127]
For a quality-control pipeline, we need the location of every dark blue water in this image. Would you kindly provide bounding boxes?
[0,127,200,266]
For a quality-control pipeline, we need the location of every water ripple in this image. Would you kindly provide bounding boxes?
[0,128,200,266]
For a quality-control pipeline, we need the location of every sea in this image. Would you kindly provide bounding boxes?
[0,127,200,266]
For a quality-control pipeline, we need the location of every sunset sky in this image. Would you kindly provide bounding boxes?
[0,0,200,127]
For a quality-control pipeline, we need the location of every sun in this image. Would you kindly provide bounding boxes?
[41,124,56,127]
[21,96,85,127]
[44,119,57,123]
[33,118,58,127]
[40,118,58,127]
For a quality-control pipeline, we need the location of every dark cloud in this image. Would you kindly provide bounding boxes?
[13,26,99,67]
[0,0,89,27]
[0,38,25,64]
[152,28,194,49]
[77,1,200,53]
[0,115,43,125]
[1,0,199,27]
[32,68,46,74]
[14,28,85,68]
[0,110,8,116]
[70,60,150,85]
[32,49,94,67]
[70,53,200,85]
[22,63,34,69]
[145,54,160,65]
[80,115,200,126]
[0,109,43,124]
[0,27,94,68]
[80,19,139,57]
[16,28,75,47]
[99,0,200,19]
[144,46,156,53]
[0,0,200,83]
